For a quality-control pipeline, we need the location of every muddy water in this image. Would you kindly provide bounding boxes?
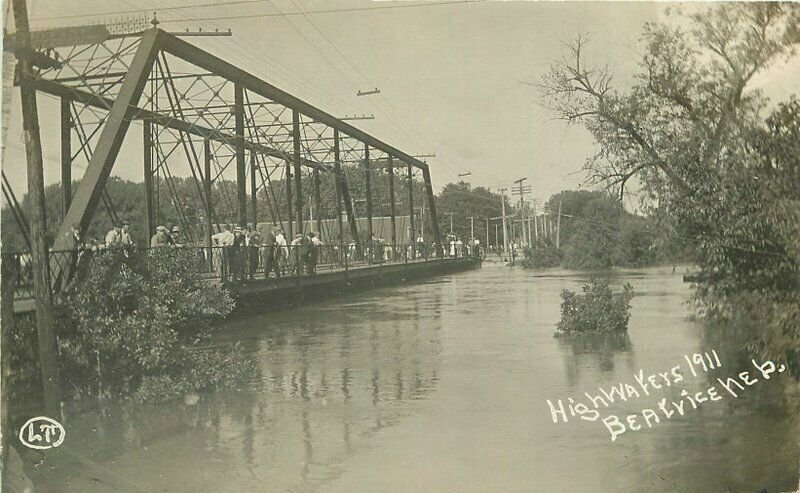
[26,266,799,492]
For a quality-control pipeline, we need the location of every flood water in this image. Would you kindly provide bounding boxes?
[26,265,799,492]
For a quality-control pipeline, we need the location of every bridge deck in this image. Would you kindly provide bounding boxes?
[11,251,481,315]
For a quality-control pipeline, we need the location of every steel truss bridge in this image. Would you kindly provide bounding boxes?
[6,25,445,286]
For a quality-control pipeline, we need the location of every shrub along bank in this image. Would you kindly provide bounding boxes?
[10,248,256,404]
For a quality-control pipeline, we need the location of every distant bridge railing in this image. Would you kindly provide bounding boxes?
[2,243,482,302]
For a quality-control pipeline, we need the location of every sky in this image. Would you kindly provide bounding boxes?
[2,0,799,210]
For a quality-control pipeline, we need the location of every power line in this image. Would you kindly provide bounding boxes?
[254,0,463,181]
[161,0,480,24]
[29,0,481,24]
[31,0,274,21]
[30,0,469,183]
[268,0,466,179]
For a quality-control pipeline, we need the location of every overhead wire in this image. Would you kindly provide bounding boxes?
[13,0,472,239]
[27,0,456,187]
[273,0,466,181]
[29,0,479,23]
[33,0,469,184]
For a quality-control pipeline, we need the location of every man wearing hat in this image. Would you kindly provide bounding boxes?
[211,225,235,280]
[170,225,184,247]
[105,222,123,247]
[290,233,305,275]
[120,221,134,247]
[262,227,279,278]
[246,227,261,279]
[151,225,171,247]
[231,226,247,281]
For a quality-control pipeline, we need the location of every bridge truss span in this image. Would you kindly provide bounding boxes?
[17,27,444,269]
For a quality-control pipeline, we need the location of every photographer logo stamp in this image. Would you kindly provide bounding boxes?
[19,416,65,450]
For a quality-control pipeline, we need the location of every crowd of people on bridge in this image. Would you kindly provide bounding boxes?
[48,219,483,288]
[444,234,482,259]
[210,225,325,282]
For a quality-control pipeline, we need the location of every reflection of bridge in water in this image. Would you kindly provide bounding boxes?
[26,290,443,492]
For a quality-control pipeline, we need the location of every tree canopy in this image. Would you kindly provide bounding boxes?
[540,3,800,374]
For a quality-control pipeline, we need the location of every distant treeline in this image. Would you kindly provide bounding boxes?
[0,171,429,252]
[522,190,694,270]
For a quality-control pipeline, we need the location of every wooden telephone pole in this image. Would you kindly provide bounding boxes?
[556,200,562,250]
[498,188,509,258]
[12,0,61,416]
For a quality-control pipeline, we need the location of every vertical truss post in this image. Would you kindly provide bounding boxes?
[13,0,60,417]
[407,163,416,258]
[422,165,443,257]
[250,152,257,228]
[52,28,161,251]
[285,158,293,239]
[143,121,155,240]
[341,168,359,248]
[204,139,213,257]
[334,130,359,246]
[387,156,397,251]
[60,98,71,219]
[313,167,322,236]
[364,143,373,243]
[333,129,344,247]
[292,110,303,234]
[234,84,247,227]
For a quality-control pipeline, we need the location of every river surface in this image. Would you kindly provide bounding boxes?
[26,265,799,492]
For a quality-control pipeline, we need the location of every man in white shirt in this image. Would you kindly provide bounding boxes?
[211,225,235,246]
[274,229,288,276]
[120,222,134,247]
[211,225,235,279]
[105,223,122,247]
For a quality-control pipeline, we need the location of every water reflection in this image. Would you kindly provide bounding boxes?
[557,332,634,385]
[22,268,799,493]
[27,284,444,492]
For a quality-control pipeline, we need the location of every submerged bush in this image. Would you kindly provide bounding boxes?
[53,248,256,402]
[556,277,634,336]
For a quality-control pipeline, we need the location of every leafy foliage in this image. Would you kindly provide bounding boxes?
[525,190,682,270]
[434,182,507,242]
[540,4,800,374]
[521,238,561,268]
[1,170,431,252]
[52,248,256,402]
[556,278,634,336]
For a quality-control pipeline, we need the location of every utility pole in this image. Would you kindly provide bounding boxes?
[447,213,454,235]
[544,205,550,239]
[485,218,489,249]
[468,216,475,240]
[527,216,532,244]
[498,188,509,257]
[556,200,562,250]
[512,178,530,245]
[419,203,424,240]
[13,0,61,416]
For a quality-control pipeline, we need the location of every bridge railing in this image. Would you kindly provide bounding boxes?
[2,242,481,302]
[195,243,438,282]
